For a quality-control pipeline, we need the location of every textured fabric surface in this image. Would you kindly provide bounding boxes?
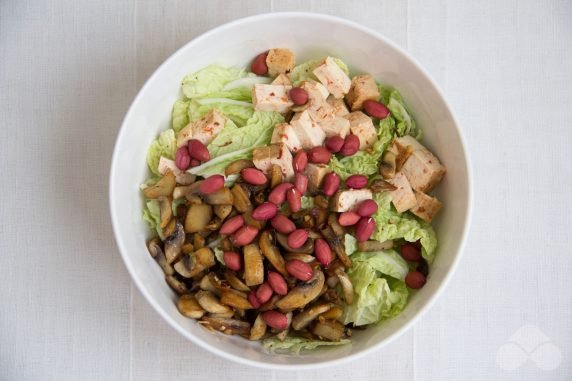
[1,0,571,380]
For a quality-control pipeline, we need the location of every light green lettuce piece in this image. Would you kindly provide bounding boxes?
[262,337,351,355]
[387,90,421,139]
[172,99,190,132]
[188,111,284,177]
[343,251,409,326]
[181,65,248,99]
[350,251,409,281]
[188,98,254,127]
[328,116,395,180]
[377,84,392,105]
[345,234,358,256]
[289,57,350,86]
[371,192,438,263]
[301,195,314,209]
[142,199,163,238]
[146,129,176,176]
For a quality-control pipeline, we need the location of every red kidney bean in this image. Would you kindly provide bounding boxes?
[175,146,191,170]
[293,150,308,173]
[357,199,379,217]
[251,52,268,76]
[289,87,309,105]
[339,134,359,156]
[345,174,368,189]
[325,135,345,153]
[400,243,422,262]
[405,271,426,289]
[363,99,390,119]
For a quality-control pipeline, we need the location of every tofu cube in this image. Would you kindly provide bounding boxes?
[319,116,351,138]
[157,156,194,185]
[345,74,380,111]
[388,172,417,213]
[304,163,330,189]
[252,143,295,181]
[392,135,426,152]
[252,84,294,113]
[290,110,326,149]
[312,57,351,99]
[272,73,292,86]
[266,48,296,77]
[399,138,446,193]
[331,189,373,212]
[345,111,377,149]
[176,109,226,147]
[293,80,334,121]
[271,122,302,153]
[410,191,443,222]
[327,95,350,117]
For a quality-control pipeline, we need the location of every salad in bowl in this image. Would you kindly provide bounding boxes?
[141,48,445,354]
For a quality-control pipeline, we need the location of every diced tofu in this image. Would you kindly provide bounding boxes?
[318,116,351,138]
[157,156,194,185]
[398,138,446,193]
[411,191,443,222]
[345,111,377,149]
[272,73,292,86]
[388,172,417,213]
[312,57,351,99]
[290,110,326,149]
[327,95,349,117]
[271,122,302,153]
[252,84,294,113]
[331,189,373,212]
[293,80,334,121]
[266,48,296,77]
[252,143,294,181]
[176,109,226,147]
[304,163,330,189]
[345,74,380,111]
[392,135,426,152]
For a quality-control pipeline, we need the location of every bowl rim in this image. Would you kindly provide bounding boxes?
[109,11,473,370]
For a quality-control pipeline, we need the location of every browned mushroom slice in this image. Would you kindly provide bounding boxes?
[162,218,177,238]
[259,231,288,277]
[250,314,268,341]
[164,222,185,264]
[327,213,345,236]
[193,233,205,249]
[335,269,354,305]
[195,290,233,315]
[143,170,176,199]
[276,233,314,254]
[320,305,343,320]
[380,151,396,179]
[176,172,196,186]
[357,240,394,252]
[157,196,173,229]
[284,253,316,263]
[393,141,414,172]
[270,164,284,188]
[312,207,329,226]
[198,272,229,295]
[369,176,397,193]
[313,195,330,209]
[181,243,194,255]
[214,204,233,220]
[200,316,251,337]
[177,294,205,319]
[231,184,252,213]
[311,319,345,341]
[225,159,254,176]
[204,187,234,205]
[205,217,223,232]
[147,238,174,276]
[292,304,332,331]
[165,274,190,294]
[259,294,280,312]
[174,255,194,278]
[320,225,352,268]
[173,182,201,200]
[224,271,251,292]
[243,243,264,286]
[194,247,216,271]
[184,203,212,233]
[220,290,253,309]
[276,270,325,311]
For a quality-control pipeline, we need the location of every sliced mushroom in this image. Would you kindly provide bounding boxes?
[204,187,234,205]
[270,164,284,188]
[224,271,251,292]
[176,172,196,186]
[186,194,203,205]
[162,218,177,238]
[147,238,174,275]
[369,176,397,193]
[284,253,316,263]
[326,274,339,288]
[357,240,394,252]
[320,225,352,268]
[250,314,268,341]
[143,170,176,199]
[393,141,414,172]
[311,319,345,341]
[276,270,325,311]
[225,159,254,176]
[181,243,194,255]
[208,310,235,319]
[174,255,194,278]
[335,269,354,305]
[259,294,280,312]
[380,151,396,179]
[220,237,233,251]
[173,182,201,200]
[327,213,345,236]
[177,247,215,278]
[243,243,264,286]
[200,315,251,337]
[165,274,190,294]
[157,196,173,229]
[194,247,216,270]
[243,209,266,230]
[231,184,252,213]
[214,204,233,220]
[313,195,329,209]
[292,304,332,330]
[204,217,223,231]
[164,222,185,264]
[184,204,212,233]
[259,231,288,277]
[312,207,329,226]
[199,272,228,295]
[195,290,233,315]
[177,294,205,319]
[276,233,314,254]
[275,312,293,341]
[193,233,205,249]
[220,290,253,309]
[320,305,343,321]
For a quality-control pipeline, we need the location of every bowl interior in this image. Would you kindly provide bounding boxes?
[110,13,470,368]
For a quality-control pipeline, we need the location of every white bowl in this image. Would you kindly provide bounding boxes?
[109,12,472,369]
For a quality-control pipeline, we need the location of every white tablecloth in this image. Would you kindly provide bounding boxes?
[1,1,571,380]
